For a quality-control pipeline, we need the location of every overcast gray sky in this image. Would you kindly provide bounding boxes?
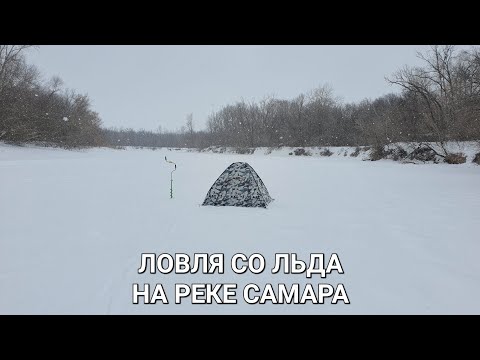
[27,45,437,131]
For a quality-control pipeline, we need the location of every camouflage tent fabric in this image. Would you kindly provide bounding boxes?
[202,162,273,208]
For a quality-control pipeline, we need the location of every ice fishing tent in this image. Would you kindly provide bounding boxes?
[202,162,273,208]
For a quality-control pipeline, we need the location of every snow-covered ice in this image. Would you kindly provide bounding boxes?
[1,143,479,314]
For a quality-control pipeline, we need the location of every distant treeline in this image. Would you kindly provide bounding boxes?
[106,46,480,155]
[2,45,480,154]
[0,45,104,147]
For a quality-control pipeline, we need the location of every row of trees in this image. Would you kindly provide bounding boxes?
[0,45,105,147]
[103,127,192,148]
[2,45,479,151]
[109,45,480,153]
[202,45,480,152]
[103,113,214,148]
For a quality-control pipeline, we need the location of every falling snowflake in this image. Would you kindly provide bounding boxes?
[63,117,69,121]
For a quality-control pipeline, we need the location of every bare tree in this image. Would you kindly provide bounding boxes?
[387,45,460,155]
[186,113,194,133]
[0,45,37,95]
[0,45,105,148]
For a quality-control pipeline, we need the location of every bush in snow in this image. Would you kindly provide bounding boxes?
[350,147,361,157]
[444,153,466,164]
[409,146,437,162]
[4,140,25,147]
[294,148,311,156]
[369,145,386,161]
[473,152,480,165]
[319,148,333,157]
[235,147,255,154]
[392,146,408,161]
[211,147,226,153]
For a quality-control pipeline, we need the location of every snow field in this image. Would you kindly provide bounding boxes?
[1,143,479,314]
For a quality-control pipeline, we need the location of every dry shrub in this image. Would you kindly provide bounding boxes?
[444,152,466,164]
[369,146,385,161]
[473,152,480,165]
[236,147,254,154]
[392,146,408,161]
[319,148,333,157]
[409,146,437,162]
[350,147,361,157]
[294,148,311,156]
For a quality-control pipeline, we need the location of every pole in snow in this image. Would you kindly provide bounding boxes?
[165,156,177,198]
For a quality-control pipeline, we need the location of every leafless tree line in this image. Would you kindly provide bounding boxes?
[2,45,479,152]
[386,45,480,155]
[0,45,105,148]
[106,46,480,152]
[203,46,480,151]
